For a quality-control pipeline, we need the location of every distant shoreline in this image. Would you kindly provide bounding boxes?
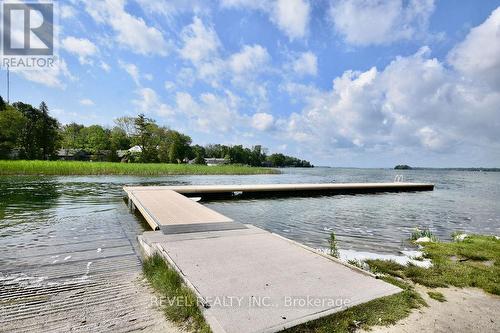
[314,166,500,172]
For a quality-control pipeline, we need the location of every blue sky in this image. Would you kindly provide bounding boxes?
[2,0,500,167]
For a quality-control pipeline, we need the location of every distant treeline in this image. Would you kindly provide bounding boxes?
[395,165,499,172]
[0,97,312,167]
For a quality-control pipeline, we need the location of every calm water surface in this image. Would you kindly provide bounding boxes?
[0,168,499,254]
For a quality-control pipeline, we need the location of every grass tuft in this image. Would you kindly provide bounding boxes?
[143,254,211,333]
[367,235,500,295]
[410,227,439,242]
[427,291,446,302]
[329,232,340,259]
[0,160,278,176]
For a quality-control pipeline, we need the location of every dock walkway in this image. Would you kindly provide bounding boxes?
[124,183,431,333]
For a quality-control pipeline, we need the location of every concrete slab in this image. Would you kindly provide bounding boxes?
[140,229,401,333]
[127,185,408,332]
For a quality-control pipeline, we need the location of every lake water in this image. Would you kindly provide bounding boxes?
[1,168,499,255]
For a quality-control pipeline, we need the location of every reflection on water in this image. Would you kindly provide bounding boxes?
[0,168,499,254]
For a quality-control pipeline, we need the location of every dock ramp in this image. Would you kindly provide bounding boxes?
[124,184,413,333]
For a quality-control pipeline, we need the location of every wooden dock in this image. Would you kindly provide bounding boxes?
[125,182,434,199]
[124,182,433,231]
[124,183,431,332]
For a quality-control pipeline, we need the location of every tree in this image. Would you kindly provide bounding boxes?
[157,129,192,163]
[0,106,26,158]
[60,123,85,149]
[189,144,205,160]
[114,116,136,137]
[133,114,159,163]
[194,153,206,165]
[167,131,192,163]
[81,125,110,154]
[109,127,130,151]
[38,102,59,159]
[0,96,6,111]
[267,153,286,167]
[12,101,59,160]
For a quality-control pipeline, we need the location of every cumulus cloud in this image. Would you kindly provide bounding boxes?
[84,0,169,55]
[291,51,317,76]
[133,87,173,116]
[271,0,310,40]
[221,0,310,39]
[329,0,435,46]
[179,17,221,64]
[447,7,500,89]
[278,40,500,161]
[251,112,274,131]
[61,37,98,64]
[176,18,271,96]
[228,44,270,74]
[174,91,242,133]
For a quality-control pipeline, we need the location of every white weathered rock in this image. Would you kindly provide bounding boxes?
[415,236,432,243]
[454,233,468,241]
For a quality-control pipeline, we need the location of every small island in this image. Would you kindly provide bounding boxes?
[394,164,412,170]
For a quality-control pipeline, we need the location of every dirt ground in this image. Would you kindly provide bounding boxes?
[362,286,500,333]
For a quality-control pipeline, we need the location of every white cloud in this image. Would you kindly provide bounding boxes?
[79,98,95,106]
[61,37,98,64]
[100,61,111,72]
[228,44,270,74]
[135,0,208,18]
[179,17,220,64]
[271,0,310,40]
[17,59,74,89]
[119,61,141,86]
[221,0,310,39]
[84,0,169,55]
[251,112,274,131]
[292,51,317,76]
[61,5,77,19]
[329,0,435,46]
[278,43,500,160]
[174,91,242,133]
[447,7,500,89]
[133,87,173,116]
[220,0,267,10]
[164,81,175,90]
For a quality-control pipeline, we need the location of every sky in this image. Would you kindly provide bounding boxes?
[2,0,500,167]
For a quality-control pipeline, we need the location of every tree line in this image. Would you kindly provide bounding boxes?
[0,97,312,167]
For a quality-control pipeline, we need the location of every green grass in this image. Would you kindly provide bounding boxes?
[409,227,439,242]
[143,254,211,333]
[284,276,426,333]
[329,232,340,258]
[427,291,446,302]
[367,235,500,295]
[0,160,278,176]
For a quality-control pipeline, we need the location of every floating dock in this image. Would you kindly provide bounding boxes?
[125,182,433,333]
[126,182,434,199]
[124,182,434,230]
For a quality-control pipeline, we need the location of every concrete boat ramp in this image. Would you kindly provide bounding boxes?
[125,182,433,333]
